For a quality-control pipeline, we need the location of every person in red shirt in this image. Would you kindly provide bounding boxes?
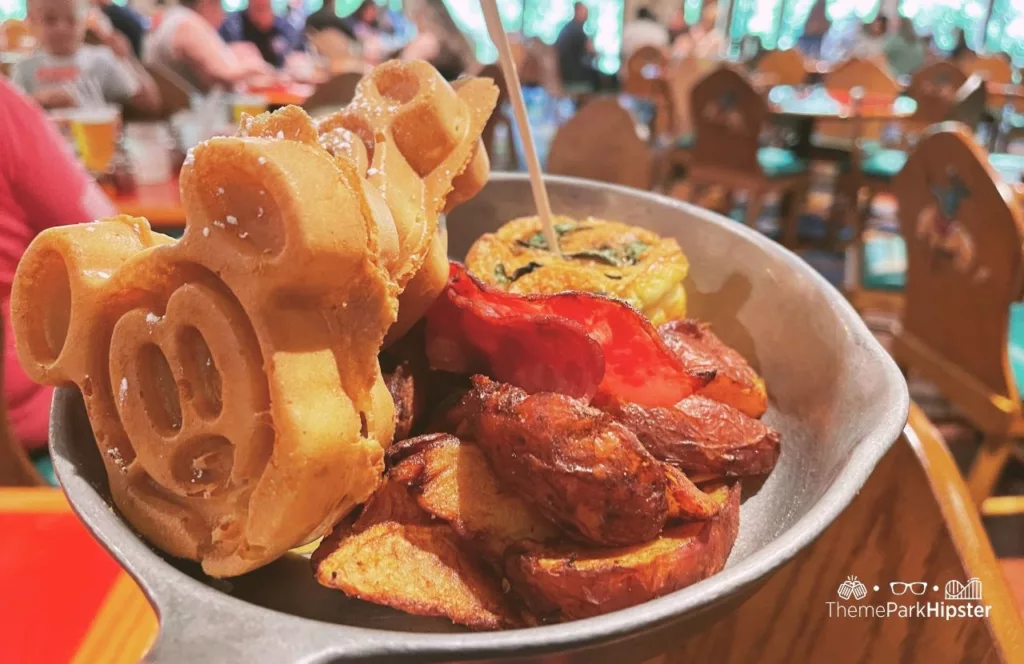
[0,78,115,450]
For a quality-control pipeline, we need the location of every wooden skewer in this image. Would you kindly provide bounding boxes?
[480,0,561,257]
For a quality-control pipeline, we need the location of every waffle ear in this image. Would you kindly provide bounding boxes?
[318,61,498,344]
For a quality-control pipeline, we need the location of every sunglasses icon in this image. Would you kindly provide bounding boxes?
[890,582,928,596]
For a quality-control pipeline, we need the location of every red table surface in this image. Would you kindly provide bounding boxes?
[0,510,121,663]
[0,489,157,664]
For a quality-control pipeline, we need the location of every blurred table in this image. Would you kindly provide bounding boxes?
[0,487,156,664]
[244,82,317,108]
[769,85,918,121]
[115,180,185,230]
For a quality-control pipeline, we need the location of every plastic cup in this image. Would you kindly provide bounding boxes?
[70,105,120,174]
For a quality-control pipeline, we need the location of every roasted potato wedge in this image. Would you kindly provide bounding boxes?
[599,395,780,479]
[314,521,522,630]
[383,361,420,442]
[659,320,768,418]
[664,465,723,520]
[449,377,670,546]
[505,483,740,622]
[388,434,558,559]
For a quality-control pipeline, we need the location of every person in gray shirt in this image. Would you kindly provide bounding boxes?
[13,0,159,113]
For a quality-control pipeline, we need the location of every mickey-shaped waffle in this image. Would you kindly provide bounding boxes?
[314,60,496,344]
[10,62,497,577]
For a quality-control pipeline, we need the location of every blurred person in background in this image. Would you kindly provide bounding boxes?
[144,0,269,92]
[347,0,399,64]
[555,2,598,90]
[0,78,116,452]
[622,7,668,59]
[14,0,159,112]
[90,0,146,57]
[400,0,474,81]
[220,0,300,68]
[305,0,356,38]
[949,28,971,62]
[853,14,889,63]
[671,0,723,59]
[667,3,687,43]
[799,0,830,58]
[884,16,926,77]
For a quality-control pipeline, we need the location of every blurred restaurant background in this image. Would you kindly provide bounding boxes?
[4,0,1024,661]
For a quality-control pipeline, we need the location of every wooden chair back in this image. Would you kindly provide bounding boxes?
[894,124,1024,405]
[907,61,969,126]
[0,313,42,486]
[756,49,808,87]
[820,57,902,143]
[664,57,724,137]
[949,75,988,129]
[960,53,1014,85]
[520,38,562,96]
[547,96,655,189]
[144,64,193,119]
[690,65,766,176]
[623,45,667,97]
[302,71,362,115]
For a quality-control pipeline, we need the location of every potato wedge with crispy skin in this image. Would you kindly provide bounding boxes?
[388,434,558,559]
[599,395,780,479]
[505,483,740,623]
[449,377,670,546]
[663,464,722,520]
[313,521,522,630]
[383,361,420,442]
[659,320,768,418]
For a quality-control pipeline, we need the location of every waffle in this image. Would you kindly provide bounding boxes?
[316,61,497,344]
[10,62,497,577]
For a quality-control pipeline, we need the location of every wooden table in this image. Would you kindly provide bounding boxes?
[114,180,185,230]
[3,404,1020,663]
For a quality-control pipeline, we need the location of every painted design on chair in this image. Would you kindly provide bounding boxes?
[921,71,957,101]
[702,89,745,131]
[916,167,987,282]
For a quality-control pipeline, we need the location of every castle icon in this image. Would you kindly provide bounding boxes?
[944,578,982,601]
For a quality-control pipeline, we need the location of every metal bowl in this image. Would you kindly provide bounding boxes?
[51,173,908,663]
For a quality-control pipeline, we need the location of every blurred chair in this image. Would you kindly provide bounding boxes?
[476,64,518,171]
[756,49,808,87]
[686,66,809,246]
[960,52,1014,86]
[905,61,969,130]
[850,78,987,245]
[547,96,661,190]
[302,71,362,115]
[890,124,1024,517]
[815,57,901,153]
[520,38,563,99]
[623,45,667,98]
[0,314,42,487]
[144,64,194,120]
[622,46,675,138]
